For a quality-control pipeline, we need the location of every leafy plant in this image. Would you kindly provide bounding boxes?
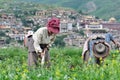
[0,47,120,80]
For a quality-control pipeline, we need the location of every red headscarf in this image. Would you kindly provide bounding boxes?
[47,17,60,34]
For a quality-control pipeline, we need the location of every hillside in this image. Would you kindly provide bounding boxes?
[1,0,120,21]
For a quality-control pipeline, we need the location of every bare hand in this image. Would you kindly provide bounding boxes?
[41,52,45,57]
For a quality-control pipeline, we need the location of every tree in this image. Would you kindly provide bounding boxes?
[0,31,5,36]
[72,23,76,27]
[33,25,41,32]
[5,36,12,44]
[78,10,84,15]
[54,35,67,47]
[77,29,85,36]
[69,15,76,20]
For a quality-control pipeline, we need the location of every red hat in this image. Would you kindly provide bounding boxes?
[47,17,60,34]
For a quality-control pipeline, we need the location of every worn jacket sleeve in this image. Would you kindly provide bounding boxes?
[33,33,42,53]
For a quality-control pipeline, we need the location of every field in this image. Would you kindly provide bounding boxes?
[0,46,120,80]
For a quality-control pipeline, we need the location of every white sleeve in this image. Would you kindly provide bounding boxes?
[33,33,42,53]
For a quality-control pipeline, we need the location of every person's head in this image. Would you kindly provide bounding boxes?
[47,17,60,35]
[27,30,34,37]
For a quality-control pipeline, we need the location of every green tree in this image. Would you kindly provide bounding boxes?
[69,15,76,20]
[78,10,84,15]
[78,29,84,36]
[5,36,12,44]
[54,35,66,47]
[0,31,5,36]
[72,23,76,27]
[33,25,41,32]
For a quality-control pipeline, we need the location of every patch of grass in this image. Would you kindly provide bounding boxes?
[0,46,120,80]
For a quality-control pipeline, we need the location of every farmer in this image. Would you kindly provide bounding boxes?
[24,31,37,67]
[32,17,60,67]
[82,30,120,64]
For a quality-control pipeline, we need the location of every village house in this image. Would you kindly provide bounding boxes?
[102,23,120,31]
[0,25,11,31]
[35,10,48,18]
[60,19,68,33]
[63,32,85,48]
